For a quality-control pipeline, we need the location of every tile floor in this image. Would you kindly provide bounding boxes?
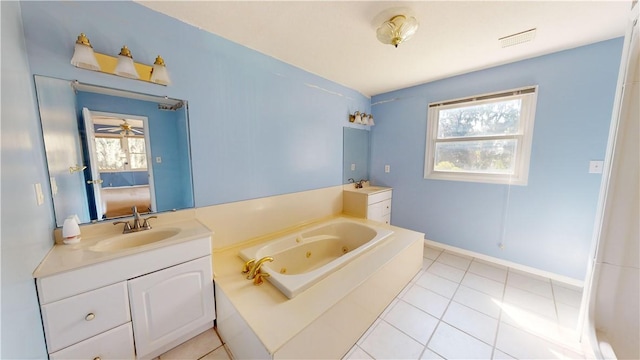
[159,244,585,360]
[345,244,586,360]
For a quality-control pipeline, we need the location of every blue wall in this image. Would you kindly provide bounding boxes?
[370,39,623,280]
[76,91,193,212]
[1,2,54,358]
[20,1,370,209]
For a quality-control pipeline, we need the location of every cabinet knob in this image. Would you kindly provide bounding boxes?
[85,313,95,321]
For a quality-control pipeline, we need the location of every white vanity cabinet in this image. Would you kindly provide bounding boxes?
[129,256,215,359]
[343,187,392,224]
[35,233,215,360]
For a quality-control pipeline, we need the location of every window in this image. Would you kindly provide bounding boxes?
[424,86,537,185]
[95,135,148,171]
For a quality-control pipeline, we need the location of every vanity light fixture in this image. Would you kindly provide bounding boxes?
[70,33,171,85]
[376,14,419,48]
[70,33,101,71]
[349,111,375,126]
[114,46,140,79]
[150,56,172,85]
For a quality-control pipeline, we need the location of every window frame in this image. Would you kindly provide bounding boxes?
[424,86,538,185]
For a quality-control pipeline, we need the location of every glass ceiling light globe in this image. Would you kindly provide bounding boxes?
[70,33,100,71]
[150,56,171,85]
[376,15,419,48]
[115,45,140,79]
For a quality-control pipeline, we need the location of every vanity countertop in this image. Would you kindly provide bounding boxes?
[343,185,392,195]
[33,217,212,279]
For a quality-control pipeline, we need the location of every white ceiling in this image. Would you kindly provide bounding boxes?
[138,1,631,97]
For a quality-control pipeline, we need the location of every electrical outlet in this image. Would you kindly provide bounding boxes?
[351,163,356,171]
[384,165,390,173]
[589,160,604,174]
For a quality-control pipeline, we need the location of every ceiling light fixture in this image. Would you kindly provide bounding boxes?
[376,15,419,48]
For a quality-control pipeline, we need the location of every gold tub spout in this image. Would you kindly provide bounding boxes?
[241,259,256,274]
[246,256,274,280]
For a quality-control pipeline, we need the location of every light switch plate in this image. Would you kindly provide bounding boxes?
[156,157,162,163]
[351,163,356,171]
[385,165,390,173]
[589,160,604,174]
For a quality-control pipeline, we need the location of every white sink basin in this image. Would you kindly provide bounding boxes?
[89,228,181,252]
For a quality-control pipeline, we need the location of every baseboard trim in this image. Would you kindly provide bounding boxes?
[424,239,584,288]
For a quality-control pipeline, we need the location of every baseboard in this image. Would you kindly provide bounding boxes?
[424,239,584,287]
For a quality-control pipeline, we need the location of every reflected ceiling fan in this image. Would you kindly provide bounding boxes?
[96,119,144,137]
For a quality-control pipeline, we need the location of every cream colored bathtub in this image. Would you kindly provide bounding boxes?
[239,218,393,298]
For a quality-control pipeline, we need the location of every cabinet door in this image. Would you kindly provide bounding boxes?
[128,256,215,358]
[367,202,384,222]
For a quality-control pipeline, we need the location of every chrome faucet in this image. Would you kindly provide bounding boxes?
[355,179,367,189]
[113,206,157,234]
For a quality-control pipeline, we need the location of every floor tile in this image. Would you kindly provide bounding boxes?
[415,271,459,298]
[507,269,553,298]
[427,261,466,283]
[503,285,557,320]
[422,258,435,271]
[380,299,399,318]
[496,322,573,359]
[492,349,515,359]
[436,252,472,270]
[442,301,498,345]
[343,345,374,360]
[160,328,222,360]
[383,300,439,345]
[468,260,508,283]
[402,284,451,319]
[427,322,493,359]
[452,285,503,319]
[461,272,505,298]
[556,302,580,331]
[552,282,583,308]
[424,246,443,260]
[199,346,231,360]
[420,348,444,359]
[359,320,424,360]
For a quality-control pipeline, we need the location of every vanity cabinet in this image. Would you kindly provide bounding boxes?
[129,256,215,359]
[343,188,392,224]
[35,234,215,360]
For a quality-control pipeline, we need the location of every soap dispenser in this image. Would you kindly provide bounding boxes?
[62,215,81,244]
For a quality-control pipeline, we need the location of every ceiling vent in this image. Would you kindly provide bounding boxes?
[499,28,536,48]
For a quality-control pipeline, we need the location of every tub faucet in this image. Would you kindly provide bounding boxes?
[246,256,274,281]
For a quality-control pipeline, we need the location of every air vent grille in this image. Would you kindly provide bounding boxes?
[499,28,536,48]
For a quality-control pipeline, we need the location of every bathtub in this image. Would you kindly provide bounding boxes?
[238,218,394,298]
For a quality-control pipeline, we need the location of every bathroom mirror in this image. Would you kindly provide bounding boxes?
[343,127,370,184]
[34,75,194,227]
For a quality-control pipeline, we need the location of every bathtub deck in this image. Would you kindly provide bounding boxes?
[212,216,424,359]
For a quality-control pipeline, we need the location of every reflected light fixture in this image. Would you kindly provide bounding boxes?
[376,14,419,48]
[70,33,101,70]
[349,111,375,126]
[114,46,140,79]
[150,56,172,85]
[70,33,170,86]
